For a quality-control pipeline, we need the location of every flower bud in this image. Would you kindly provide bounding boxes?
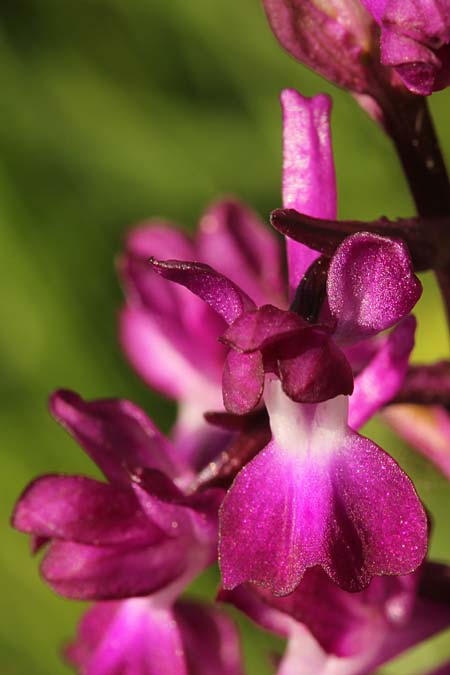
[262,0,377,92]
[361,0,450,95]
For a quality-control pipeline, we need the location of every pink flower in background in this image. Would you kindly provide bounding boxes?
[119,199,284,469]
[222,562,450,675]
[66,598,243,675]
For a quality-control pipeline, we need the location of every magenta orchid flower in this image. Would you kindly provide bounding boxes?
[119,198,284,468]
[361,0,450,95]
[150,242,424,599]
[221,562,450,675]
[12,390,222,601]
[66,597,243,675]
[148,89,427,596]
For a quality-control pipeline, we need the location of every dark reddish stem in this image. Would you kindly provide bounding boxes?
[380,93,450,328]
[392,361,450,407]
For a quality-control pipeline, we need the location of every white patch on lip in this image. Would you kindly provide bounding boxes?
[264,377,348,459]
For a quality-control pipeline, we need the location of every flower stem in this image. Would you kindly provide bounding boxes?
[381,93,450,329]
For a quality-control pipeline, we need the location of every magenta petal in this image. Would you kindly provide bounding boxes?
[222,350,264,415]
[50,390,181,485]
[219,399,427,594]
[150,259,256,324]
[238,568,417,659]
[360,0,386,23]
[119,306,223,402]
[362,0,450,95]
[130,468,221,547]
[221,305,307,353]
[174,601,244,675]
[12,475,159,546]
[328,233,422,343]
[66,599,188,675]
[126,220,196,260]
[67,598,243,675]
[120,223,196,313]
[349,315,416,429]
[281,89,336,295]
[278,332,354,403]
[40,537,187,600]
[197,198,285,306]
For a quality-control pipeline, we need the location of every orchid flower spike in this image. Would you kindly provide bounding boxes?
[150,88,427,595]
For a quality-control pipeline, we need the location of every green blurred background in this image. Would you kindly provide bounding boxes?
[1,1,450,673]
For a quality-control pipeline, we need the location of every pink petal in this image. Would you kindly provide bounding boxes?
[281,89,336,295]
[222,350,264,414]
[219,386,427,595]
[197,198,285,306]
[228,568,417,659]
[278,331,354,403]
[125,220,196,260]
[130,468,221,548]
[119,306,223,402]
[120,223,226,394]
[360,0,386,23]
[327,233,422,343]
[362,0,450,95]
[41,538,188,600]
[12,475,159,546]
[67,598,244,675]
[223,562,450,675]
[66,599,188,675]
[120,223,196,316]
[174,601,244,675]
[221,305,307,353]
[50,390,182,485]
[349,315,416,429]
[149,259,256,325]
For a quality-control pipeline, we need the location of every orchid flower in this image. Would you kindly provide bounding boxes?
[148,90,427,596]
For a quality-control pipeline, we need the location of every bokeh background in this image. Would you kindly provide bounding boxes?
[2,1,450,673]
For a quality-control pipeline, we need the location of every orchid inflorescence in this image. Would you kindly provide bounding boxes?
[12,2,450,674]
